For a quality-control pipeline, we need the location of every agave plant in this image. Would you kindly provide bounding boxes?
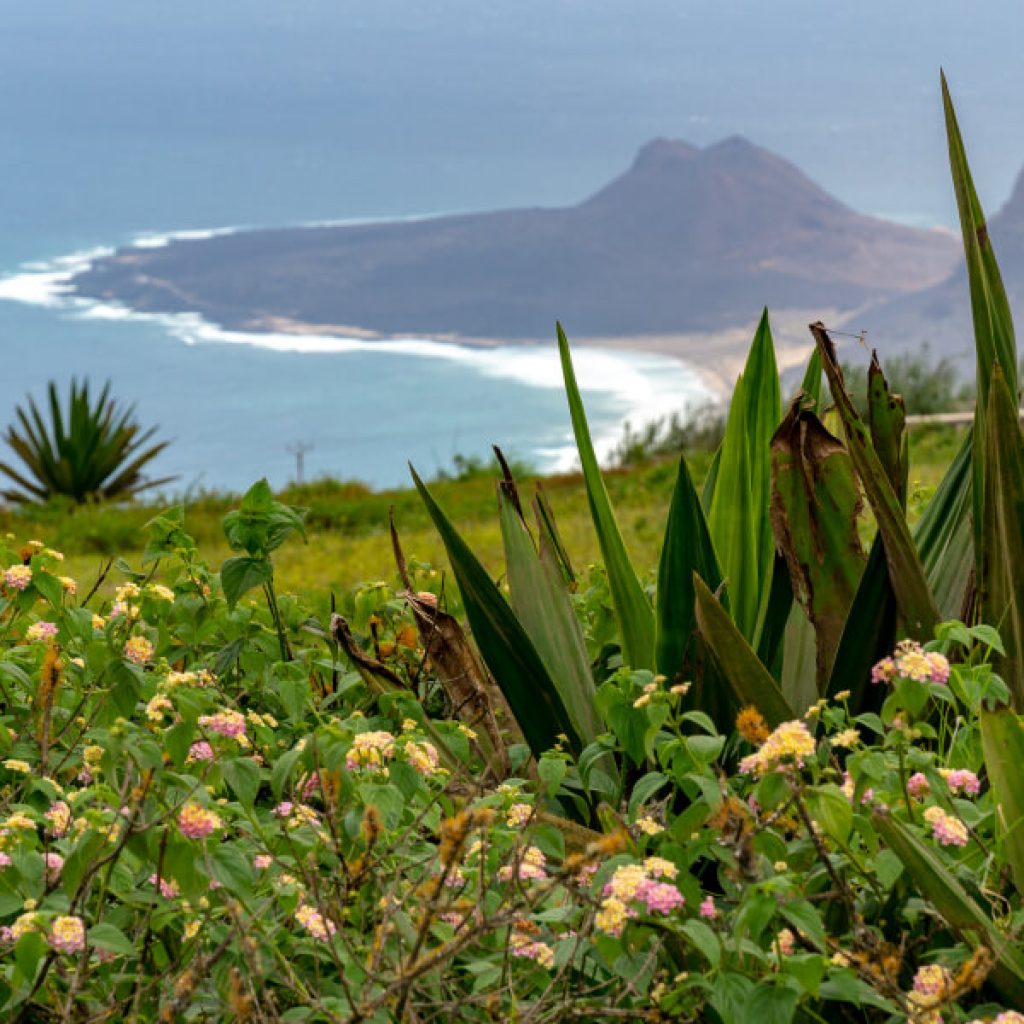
[0,379,174,503]
[403,74,1023,773]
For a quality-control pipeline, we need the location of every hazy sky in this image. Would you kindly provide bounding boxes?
[3,1,1024,237]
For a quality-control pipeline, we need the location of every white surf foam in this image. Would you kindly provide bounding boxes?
[0,246,114,307]
[0,232,717,472]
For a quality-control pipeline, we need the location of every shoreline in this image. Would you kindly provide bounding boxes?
[237,310,827,399]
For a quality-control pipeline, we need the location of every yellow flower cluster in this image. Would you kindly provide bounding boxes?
[146,695,174,722]
[147,583,176,603]
[738,720,816,776]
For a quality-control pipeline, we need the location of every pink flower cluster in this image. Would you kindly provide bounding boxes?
[923,806,968,847]
[187,741,215,763]
[498,845,547,882]
[178,802,222,840]
[346,730,395,772]
[871,641,949,685]
[907,773,931,798]
[149,873,180,899]
[25,621,58,643]
[295,903,336,941]
[595,859,685,936]
[44,852,64,882]
[3,565,32,591]
[49,915,86,954]
[509,929,555,968]
[199,709,246,740]
[943,768,981,796]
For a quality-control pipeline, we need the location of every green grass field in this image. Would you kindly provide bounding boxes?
[0,422,967,604]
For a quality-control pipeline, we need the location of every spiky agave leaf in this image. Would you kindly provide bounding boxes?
[0,378,174,503]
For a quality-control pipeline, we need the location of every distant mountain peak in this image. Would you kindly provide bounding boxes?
[631,138,700,170]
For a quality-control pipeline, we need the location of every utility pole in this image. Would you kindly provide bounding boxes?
[286,441,314,486]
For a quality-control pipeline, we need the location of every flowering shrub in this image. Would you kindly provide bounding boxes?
[0,518,1021,1022]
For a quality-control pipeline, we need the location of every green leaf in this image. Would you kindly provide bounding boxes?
[941,73,1017,414]
[557,323,654,670]
[219,555,273,609]
[14,931,45,983]
[708,310,780,644]
[743,984,800,1024]
[222,478,308,556]
[222,757,260,809]
[942,74,1018,574]
[872,806,1024,1005]
[88,923,134,957]
[825,536,895,714]
[770,398,865,688]
[61,830,106,897]
[916,430,974,619]
[271,746,303,800]
[979,364,1024,708]
[656,456,723,679]
[680,919,721,967]
[796,346,823,410]
[866,354,907,503]
[810,323,939,640]
[780,900,826,952]
[411,465,582,757]
[498,483,602,746]
[979,707,1024,896]
[537,755,567,796]
[210,843,255,895]
[693,574,794,727]
[807,784,852,845]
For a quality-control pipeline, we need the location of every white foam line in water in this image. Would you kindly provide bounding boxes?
[0,235,716,471]
[0,246,114,307]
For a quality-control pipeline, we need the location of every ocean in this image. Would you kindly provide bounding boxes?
[0,234,710,492]
[2,0,1023,493]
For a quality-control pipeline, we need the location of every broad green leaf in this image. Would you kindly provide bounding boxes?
[980,364,1024,707]
[88,923,134,957]
[222,478,307,557]
[916,430,974,619]
[825,536,895,715]
[708,373,757,638]
[533,484,576,587]
[780,603,818,716]
[222,756,261,809]
[832,431,972,712]
[755,553,793,681]
[866,354,907,503]
[873,806,1024,1006]
[219,555,273,609]
[796,346,823,410]
[680,919,722,967]
[806,784,852,844]
[412,465,582,756]
[693,574,794,727]
[557,323,654,670]
[708,310,780,643]
[498,485,602,746]
[770,398,865,687]
[942,74,1018,572]
[743,984,800,1024]
[979,707,1024,897]
[810,322,939,640]
[655,456,723,679]
[941,73,1017,413]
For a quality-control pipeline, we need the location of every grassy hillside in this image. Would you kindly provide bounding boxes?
[0,422,966,604]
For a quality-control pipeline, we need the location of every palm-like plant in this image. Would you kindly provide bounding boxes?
[0,379,174,503]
